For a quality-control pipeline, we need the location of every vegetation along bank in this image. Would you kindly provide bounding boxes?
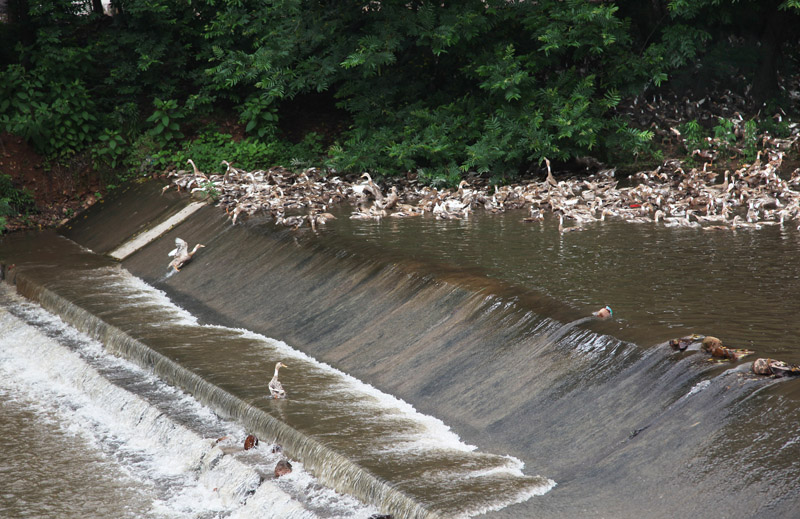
[1,1,799,232]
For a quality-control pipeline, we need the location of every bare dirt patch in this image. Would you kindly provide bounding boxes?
[1,132,105,232]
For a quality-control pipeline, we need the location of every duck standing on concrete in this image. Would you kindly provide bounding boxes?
[167,237,205,271]
[269,362,288,399]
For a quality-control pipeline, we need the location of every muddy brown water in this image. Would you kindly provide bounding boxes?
[2,181,800,518]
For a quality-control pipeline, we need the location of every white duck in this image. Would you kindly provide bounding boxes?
[268,362,288,399]
[167,237,205,271]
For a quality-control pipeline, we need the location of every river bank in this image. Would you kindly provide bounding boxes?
[3,89,800,235]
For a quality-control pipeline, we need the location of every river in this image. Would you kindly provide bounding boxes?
[1,181,799,518]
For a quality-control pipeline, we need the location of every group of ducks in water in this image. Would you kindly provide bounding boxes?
[668,334,800,377]
[165,154,800,396]
[165,151,800,232]
[263,306,799,404]
[594,307,798,379]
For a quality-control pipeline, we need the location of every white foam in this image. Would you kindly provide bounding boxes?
[452,479,557,519]
[686,379,711,397]
[0,293,377,519]
[4,264,555,516]
[84,266,200,326]
[75,268,540,465]
[236,326,479,453]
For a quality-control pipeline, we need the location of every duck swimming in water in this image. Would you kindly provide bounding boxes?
[167,237,205,271]
[593,306,613,319]
[701,336,754,361]
[558,214,584,233]
[269,362,288,399]
[752,358,800,377]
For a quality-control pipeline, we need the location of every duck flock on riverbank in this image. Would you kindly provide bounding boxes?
[164,137,800,233]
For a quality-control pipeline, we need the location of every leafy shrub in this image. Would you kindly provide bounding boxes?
[92,129,127,169]
[741,119,759,161]
[0,65,97,157]
[713,118,737,147]
[2,0,799,190]
[680,120,705,150]
[606,120,657,164]
[139,128,327,178]
[759,117,791,139]
[240,95,279,139]
[146,98,185,146]
[0,174,36,215]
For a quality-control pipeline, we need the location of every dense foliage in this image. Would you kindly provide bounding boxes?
[1,0,798,188]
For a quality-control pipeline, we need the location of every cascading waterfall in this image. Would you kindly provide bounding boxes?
[4,239,553,519]
[0,294,355,519]
[3,180,800,518]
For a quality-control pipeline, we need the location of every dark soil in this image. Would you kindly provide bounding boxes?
[1,132,106,232]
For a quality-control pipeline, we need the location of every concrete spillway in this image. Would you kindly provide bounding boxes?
[3,179,800,518]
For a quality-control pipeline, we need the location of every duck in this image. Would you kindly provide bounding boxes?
[359,173,384,202]
[523,207,544,222]
[167,237,205,271]
[668,334,703,351]
[732,215,762,230]
[544,157,558,188]
[701,223,731,231]
[275,212,306,229]
[186,158,207,180]
[269,362,288,399]
[381,186,399,210]
[558,214,583,233]
[752,358,800,377]
[308,210,336,231]
[592,306,613,319]
[701,336,753,361]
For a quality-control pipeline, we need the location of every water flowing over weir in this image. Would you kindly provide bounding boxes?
[3,180,800,518]
[0,286,379,519]
[1,243,551,518]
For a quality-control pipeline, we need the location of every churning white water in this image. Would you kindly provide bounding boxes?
[0,286,381,519]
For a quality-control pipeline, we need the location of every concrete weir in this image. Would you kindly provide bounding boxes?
[8,180,790,518]
[0,181,554,519]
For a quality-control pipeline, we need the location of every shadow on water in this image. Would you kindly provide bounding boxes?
[2,181,800,518]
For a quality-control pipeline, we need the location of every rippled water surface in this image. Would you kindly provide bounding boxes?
[0,385,152,519]
[324,208,800,358]
[3,187,800,519]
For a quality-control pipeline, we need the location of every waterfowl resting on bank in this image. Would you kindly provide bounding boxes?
[269,362,288,399]
[167,237,205,271]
